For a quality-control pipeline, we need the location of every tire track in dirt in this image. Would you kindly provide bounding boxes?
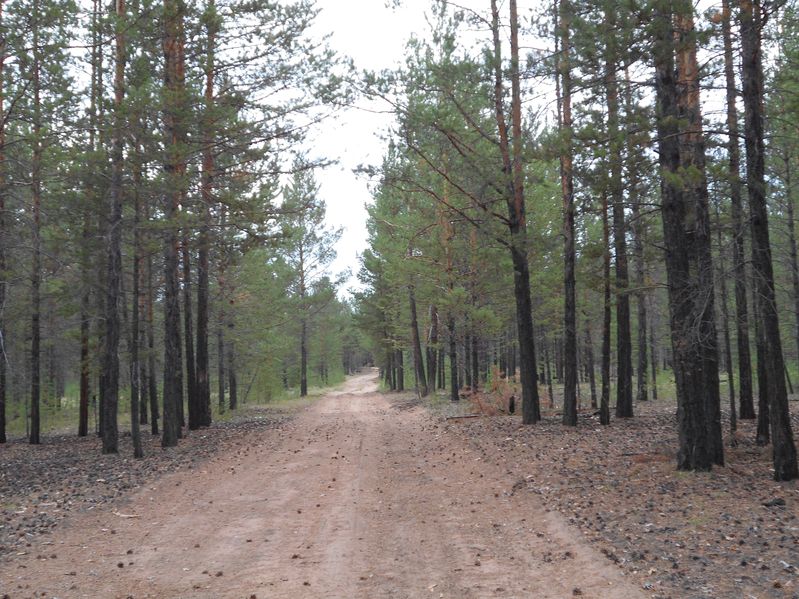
[0,371,645,598]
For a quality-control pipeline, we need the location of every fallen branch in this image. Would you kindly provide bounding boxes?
[112,511,141,519]
[445,414,481,420]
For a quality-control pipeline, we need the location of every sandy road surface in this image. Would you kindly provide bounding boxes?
[0,371,645,598]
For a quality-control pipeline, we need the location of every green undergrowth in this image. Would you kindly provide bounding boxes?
[4,374,347,441]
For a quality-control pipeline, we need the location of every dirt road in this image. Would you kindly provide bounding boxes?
[1,371,645,598]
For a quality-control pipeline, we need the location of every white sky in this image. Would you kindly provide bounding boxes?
[311,0,435,297]
[309,0,558,297]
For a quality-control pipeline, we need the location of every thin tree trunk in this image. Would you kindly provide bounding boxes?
[300,318,308,396]
[557,0,577,426]
[604,3,632,419]
[196,0,216,428]
[600,191,611,426]
[740,0,798,479]
[585,319,597,410]
[183,236,198,429]
[721,0,756,421]
[396,349,405,392]
[101,0,128,455]
[448,319,457,401]
[649,306,658,400]
[217,312,225,414]
[426,304,438,392]
[784,150,799,381]
[0,0,7,444]
[161,0,186,448]
[624,69,649,405]
[408,284,428,396]
[29,0,43,445]
[228,341,237,410]
[717,205,738,445]
[146,242,159,435]
[491,0,540,423]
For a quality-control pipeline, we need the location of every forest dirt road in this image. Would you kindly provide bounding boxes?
[1,371,645,599]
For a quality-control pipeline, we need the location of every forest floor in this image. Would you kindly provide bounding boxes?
[1,370,645,599]
[441,387,799,599]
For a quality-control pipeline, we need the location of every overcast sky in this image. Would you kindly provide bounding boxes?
[309,0,551,297]
[309,1,434,297]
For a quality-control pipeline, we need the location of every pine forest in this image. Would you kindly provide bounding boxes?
[3,1,799,597]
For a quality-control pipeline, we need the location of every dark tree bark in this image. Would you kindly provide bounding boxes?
[183,237,199,429]
[722,0,756,420]
[624,69,649,405]
[217,315,225,414]
[448,318,457,401]
[161,0,187,448]
[717,206,738,445]
[426,304,438,392]
[491,0,540,424]
[649,308,658,400]
[228,340,237,410]
[557,0,577,426]
[396,348,405,392]
[740,0,798,480]
[585,319,597,410]
[300,318,308,397]
[604,3,633,419]
[0,0,6,444]
[408,285,428,396]
[195,0,216,428]
[471,332,479,391]
[146,244,159,435]
[784,151,799,383]
[129,126,144,457]
[653,0,723,470]
[676,8,724,466]
[600,191,611,426]
[28,0,44,445]
[101,0,130,455]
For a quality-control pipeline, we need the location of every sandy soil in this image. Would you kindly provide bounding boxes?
[0,371,645,598]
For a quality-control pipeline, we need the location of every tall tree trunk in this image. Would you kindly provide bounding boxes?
[300,318,308,396]
[217,318,225,413]
[408,284,428,396]
[228,341,237,410]
[784,151,799,381]
[557,0,577,426]
[183,236,199,429]
[600,191,611,426]
[102,0,128,455]
[161,0,186,448]
[676,7,723,466]
[196,0,216,428]
[146,243,159,435]
[426,304,438,391]
[491,0,540,423]
[653,0,723,471]
[722,0,756,420]
[649,307,658,400]
[0,0,6,444]
[740,0,798,480]
[129,131,144,457]
[624,69,649,404]
[396,349,405,392]
[29,0,43,445]
[604,3,633,419]
[585,319,597,410]
[717,206,738,445]
[448,319,457,401]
